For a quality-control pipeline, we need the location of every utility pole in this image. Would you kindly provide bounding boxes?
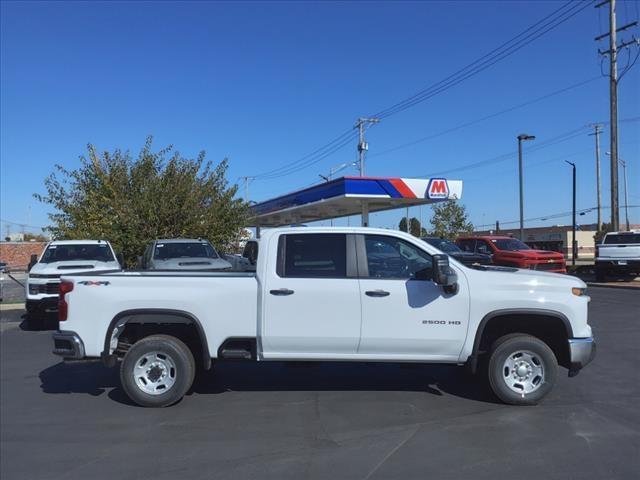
[565,161,577,266]
[355,117,379,227]
[594,0,638,231]
[355,117,380,176]
[620,158,630,231]
[589,124,603,231]
[606,152,631,231]
[240,176,254,201]
[517,134,536,241]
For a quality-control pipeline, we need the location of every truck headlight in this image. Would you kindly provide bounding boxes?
[572,287,586,297]
[28,284,39,295]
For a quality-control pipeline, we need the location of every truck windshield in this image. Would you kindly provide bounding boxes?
[40,244,115,263]
[492,239,530,251]
[604,234,640,244]
[422,238,461,253]
[154,242,218,260]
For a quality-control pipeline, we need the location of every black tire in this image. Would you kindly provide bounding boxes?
[120,334,195,408]
[487,334,558,406]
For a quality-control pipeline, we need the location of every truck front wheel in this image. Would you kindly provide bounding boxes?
[487,334,558,406]
[120,335,195,407]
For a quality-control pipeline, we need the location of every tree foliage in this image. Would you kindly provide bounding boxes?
[35,137,249,266]
[429,200,474,241]
[398,217,428,237]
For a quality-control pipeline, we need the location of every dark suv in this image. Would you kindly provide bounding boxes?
[421,237,491,266]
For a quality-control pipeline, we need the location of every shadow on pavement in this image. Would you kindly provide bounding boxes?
[39,359,500,406]
[19,313,58,332]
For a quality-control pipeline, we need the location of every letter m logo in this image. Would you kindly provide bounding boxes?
[427,178,449,199]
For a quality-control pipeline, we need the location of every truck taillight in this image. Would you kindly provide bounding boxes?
[58,281,74,322]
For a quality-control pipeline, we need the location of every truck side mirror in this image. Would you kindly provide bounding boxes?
[432,254,458,294]
[28,254,38,272]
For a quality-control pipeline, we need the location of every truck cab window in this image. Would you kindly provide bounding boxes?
[476,241,492,255]
[457,239,475,253]
[364,235,432,279]
[279,234,347,278]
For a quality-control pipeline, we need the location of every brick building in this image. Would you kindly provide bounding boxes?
[0,242,48,270]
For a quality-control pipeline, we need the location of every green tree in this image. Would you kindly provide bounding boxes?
[398,217,428,237]
[429,200,473,241]
[35,137,249,267]
[594,223,613,244]
[23,233,48,242]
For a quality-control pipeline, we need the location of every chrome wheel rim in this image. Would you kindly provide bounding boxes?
[133,351,177,395]
[502,350,545,395]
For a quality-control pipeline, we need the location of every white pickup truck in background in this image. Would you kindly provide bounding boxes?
[26,240,121,325]
[595,231,640,281]
[52,227,595,408]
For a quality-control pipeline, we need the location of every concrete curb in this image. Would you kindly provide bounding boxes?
[587,282,640,291]
[0,303,25,311]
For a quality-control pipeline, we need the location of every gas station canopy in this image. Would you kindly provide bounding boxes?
[249,176,463,227]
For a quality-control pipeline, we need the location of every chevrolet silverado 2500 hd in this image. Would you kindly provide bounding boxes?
[595,230,640,281]
[27,240,120,323]
[52,227,595,407]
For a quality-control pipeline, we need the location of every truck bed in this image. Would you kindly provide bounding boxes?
[60,270,259,359]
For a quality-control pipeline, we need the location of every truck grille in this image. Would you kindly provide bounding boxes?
[37,283,60,295]
[534,262,563,271]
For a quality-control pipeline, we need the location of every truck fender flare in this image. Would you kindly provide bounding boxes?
[468,308,573,374]
[101,308,211,370]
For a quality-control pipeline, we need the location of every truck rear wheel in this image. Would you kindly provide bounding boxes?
[487,334,557,406]
[120,334,195,407]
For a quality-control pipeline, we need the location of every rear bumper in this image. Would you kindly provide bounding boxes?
[596,259,640,272]
[568,337,596,377]
[52,331,85,360]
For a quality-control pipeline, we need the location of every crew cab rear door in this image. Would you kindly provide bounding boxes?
[357,234,470,358]
[262,233,361,356]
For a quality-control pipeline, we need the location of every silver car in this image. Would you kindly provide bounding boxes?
[138,239,232,271]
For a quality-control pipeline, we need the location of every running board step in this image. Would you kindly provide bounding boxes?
[220,348,253,360]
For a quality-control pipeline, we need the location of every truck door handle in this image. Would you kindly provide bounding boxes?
[270,288,294,296]
[365,290,390,297]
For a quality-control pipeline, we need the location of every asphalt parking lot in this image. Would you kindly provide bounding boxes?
[1,287,638,480]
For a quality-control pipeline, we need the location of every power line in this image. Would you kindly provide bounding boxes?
[370,76,601,158]
[475,204,639,230]
[252,129,358,180]
[245,1,594,184]
[416,117,640,177]
[372,1,595,119]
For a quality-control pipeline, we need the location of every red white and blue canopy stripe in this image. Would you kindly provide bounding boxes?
[250,176,463,227]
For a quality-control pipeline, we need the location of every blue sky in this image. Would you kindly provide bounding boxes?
[1,0,639,236]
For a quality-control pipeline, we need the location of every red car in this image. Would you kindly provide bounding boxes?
[456,236,567,273]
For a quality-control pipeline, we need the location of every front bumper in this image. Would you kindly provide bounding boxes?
[52,331,85,359]
[568,337,596,377]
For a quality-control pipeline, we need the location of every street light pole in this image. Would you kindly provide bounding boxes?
[565,161,577,266]
[517,134,536,241]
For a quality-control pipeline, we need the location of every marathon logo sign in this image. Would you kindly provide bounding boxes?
[426,178,449,199]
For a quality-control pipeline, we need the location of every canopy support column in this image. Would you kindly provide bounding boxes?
[361,201,369,227]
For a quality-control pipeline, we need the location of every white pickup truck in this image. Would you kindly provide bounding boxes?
[595,230,640,281]
[27,240,121,324]
[52,227,595,407]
